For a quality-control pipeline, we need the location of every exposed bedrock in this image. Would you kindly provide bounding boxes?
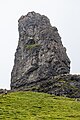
[10,12,80,98]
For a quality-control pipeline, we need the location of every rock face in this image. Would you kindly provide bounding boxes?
[11,11,70,91]
[10,12,80,98]
[31,74,80,98]
[11,12,70,90]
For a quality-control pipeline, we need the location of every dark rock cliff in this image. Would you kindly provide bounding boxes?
[11,12,80,98]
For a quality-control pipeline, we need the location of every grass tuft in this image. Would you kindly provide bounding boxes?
[25,44,41,49]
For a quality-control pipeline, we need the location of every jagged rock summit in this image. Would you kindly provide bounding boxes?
[11,11,70,90]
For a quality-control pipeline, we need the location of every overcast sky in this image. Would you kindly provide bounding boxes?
[0,0,80,89]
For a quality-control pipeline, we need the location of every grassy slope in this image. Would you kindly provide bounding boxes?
[0,91,80,120]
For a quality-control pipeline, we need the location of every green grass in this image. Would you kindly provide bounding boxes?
[0,91,80,120]
[25,44,41,49]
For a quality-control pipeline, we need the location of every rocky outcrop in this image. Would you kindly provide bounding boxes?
[11,11,70,90]
[0,89,8,94]
[27,74,80,98]
[10,12,80,98]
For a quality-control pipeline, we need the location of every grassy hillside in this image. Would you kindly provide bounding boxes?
[0,91,80,120]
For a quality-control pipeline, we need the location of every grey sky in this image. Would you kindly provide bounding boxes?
[0,0,80,89]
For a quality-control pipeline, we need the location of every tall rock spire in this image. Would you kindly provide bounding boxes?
[11,12,70,90]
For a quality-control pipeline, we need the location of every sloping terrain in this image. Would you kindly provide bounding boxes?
[0,91,80,120]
